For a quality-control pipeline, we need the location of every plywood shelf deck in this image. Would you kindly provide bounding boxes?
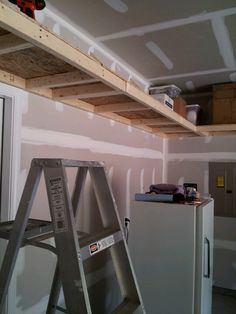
[0,3,234,138]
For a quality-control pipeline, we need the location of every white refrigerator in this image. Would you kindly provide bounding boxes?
[129,199,214,314]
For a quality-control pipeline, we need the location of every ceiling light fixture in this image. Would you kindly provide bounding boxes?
[229,72,236,82]
[185,80,195,91]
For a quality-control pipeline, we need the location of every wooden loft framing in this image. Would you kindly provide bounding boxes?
[0,2,235,138]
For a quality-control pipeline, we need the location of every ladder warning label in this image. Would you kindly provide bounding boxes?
[49,177,68,233]
[89,235,115,256]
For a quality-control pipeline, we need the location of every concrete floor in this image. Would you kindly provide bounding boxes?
[212,292,236,314]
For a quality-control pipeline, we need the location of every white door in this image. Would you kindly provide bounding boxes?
[195,200,214,314]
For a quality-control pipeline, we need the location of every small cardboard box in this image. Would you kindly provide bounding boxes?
[173,96,187,118]
[213,83,236,124]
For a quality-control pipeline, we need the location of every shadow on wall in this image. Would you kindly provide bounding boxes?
[214,247,236,289]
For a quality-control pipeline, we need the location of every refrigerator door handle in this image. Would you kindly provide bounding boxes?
[204,237,210,278]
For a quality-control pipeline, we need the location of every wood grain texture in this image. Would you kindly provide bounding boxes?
[130,118,177,126]
[94,102,147,113]
[26,70,97,89]
[52,82,122,100]
[83,94,133,106]
[0,47,75,79]
[0,33,33,55]
[119,110,162,119]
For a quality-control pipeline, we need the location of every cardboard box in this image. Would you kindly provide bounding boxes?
[173,96,187,118]
[213,83,236,124]
[213,83,236,99]
[152,93,173,109]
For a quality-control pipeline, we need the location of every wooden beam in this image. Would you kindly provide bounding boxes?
[131,118,176,126]
[0,68,25,89]
[94,102,148,113]
[26,71,98,89]
[197,124,236,132]
[52,82,122,100]
[208,131,236,136]
[152,126,191,133]
[0,33,33,55]
[58,98,95,113]
[167,133,197,138]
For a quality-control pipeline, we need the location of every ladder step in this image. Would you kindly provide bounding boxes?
[55,305,67,313]
[80,229,123,260]
[112,299,140,314]
[0,219,53,241]
[55,300,140,314]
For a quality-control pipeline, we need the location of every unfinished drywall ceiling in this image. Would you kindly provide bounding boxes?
[39,1,236,92]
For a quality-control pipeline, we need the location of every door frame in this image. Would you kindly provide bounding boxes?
[0,97,3,204]
[0,94,21,221]
[0,91,22,314]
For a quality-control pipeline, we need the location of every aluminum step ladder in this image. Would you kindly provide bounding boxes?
[0,158,145,314]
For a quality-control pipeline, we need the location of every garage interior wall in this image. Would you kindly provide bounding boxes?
[0,1,235,312]
[1,77,236,313]
[0,82,163,313]
[1,81,236,312]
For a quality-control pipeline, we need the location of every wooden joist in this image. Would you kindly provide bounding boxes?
[152,126,192,133]
[94,102,148,113]
[26,70,97,89]
[52,82,122,100]
[0,68,25,88]
[197,124,236,132]
[0,33,33,55]
[167,133,197,138]
[130,118,176,126]
[207,131,236,136]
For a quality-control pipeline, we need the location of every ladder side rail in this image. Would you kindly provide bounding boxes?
[46,167,88,314]
[89,166,145,312]
[110,242,144,304]
[72,167,88,221]
[61,159,103,168]
[0,160,42,311]
[89,167,121,229]
[46,263,61,314]
[44,163,92,314]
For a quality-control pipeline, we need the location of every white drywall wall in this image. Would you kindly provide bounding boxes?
[1,80,236,313]
[0,83,163,313]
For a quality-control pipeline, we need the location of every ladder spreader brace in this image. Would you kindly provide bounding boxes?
[0,158,145,314]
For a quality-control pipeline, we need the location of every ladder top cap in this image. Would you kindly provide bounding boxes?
[32,158,105,168]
